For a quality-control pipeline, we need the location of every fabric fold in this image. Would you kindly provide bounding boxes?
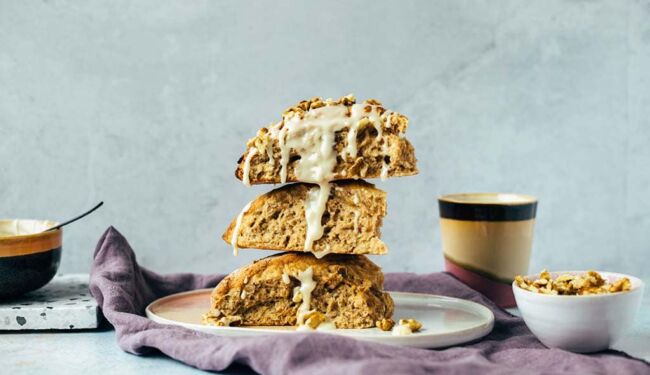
[89,227,649,375]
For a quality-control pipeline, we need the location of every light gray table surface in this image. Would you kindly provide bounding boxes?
[1,299,648,374]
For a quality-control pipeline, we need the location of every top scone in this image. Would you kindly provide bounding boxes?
[236,95,418,185]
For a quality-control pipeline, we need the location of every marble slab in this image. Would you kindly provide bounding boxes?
[0,274,99,330]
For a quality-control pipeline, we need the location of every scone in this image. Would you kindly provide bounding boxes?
[203,252,394,329]
[236,95,418,185]
[224,180,387,256]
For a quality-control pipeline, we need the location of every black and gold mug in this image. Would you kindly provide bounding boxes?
[438,193,537,307]
[0,220,62,299]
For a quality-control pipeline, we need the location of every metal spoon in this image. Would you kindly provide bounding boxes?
[45,201,104,232]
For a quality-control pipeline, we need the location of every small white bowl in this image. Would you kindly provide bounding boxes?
[513,271,644,353]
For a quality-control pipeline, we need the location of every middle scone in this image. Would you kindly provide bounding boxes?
[224,180,387,256]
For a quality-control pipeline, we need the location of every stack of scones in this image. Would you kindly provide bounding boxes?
[203,95,418,330]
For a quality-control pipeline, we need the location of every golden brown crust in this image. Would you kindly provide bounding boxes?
[204,252,394,328]
[223,180,387,255]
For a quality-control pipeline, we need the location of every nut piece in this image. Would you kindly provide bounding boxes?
[292,286,302,303]
[375,318,395,331]
[398,319,422,332]
[340,94,356,106]
[282,94,360,121]
[516,270,632,295]
[303,311,326,330]
[357,117,371,128]
[609,277,631,293]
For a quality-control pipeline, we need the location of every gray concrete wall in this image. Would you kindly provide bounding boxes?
[1,1,648,283]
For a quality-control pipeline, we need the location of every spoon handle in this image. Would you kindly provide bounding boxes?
[47,201,104,232]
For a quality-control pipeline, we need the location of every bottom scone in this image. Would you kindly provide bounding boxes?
[203,252,394,329]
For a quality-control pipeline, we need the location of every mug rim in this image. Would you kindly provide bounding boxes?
[438,193,537,222]
[438,192,537,206]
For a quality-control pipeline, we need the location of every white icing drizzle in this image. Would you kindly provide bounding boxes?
[381,111,395,179]
[344,125,358,159]
[295,267,316,326]
[230,201,252,256]
[386,112,405,138]
[270,101,386,182]
[316,321,336,331]
[380,139,390,181]
[242,147,258,186]
[303,182,331,251]
[278,105,348,183]
[278,126,290,183]
[291,266,335,331]
[296,324,313,332]
[383,111,394,129]
[391,324,413,336]
[380,163,389,181]
[265,135,275,167]
[266,99,388,250]
[282,272,291,284]
[313,244,332,259]
[295,319,336,332]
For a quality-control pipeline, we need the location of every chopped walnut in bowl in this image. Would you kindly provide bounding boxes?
[512,270,644,353]
[515,270,632,296]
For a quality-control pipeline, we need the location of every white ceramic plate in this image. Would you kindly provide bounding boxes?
[146,289,494,348]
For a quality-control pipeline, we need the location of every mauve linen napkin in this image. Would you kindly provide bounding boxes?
[89,227,650,375]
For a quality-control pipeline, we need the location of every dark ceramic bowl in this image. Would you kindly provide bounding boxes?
[0,219,61,299]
